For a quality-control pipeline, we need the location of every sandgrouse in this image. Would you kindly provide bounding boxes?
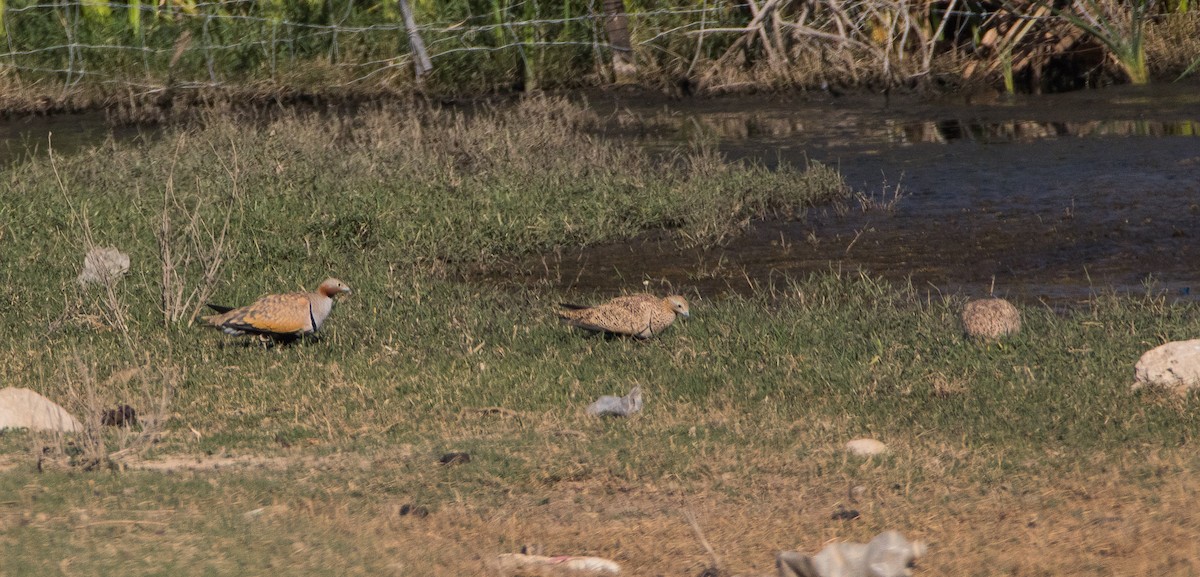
[558,294,690,339]
[202,278,352,340]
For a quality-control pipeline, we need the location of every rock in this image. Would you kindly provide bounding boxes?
[439,452,471,466]
[586,385,643,417]
[497,553,620,576]
[77,246,130,286]
[101,404,137,427]
[831,505,860,521]
[1132,339,1200,395]
[777,531,926,577]
[845,438,887,456]
[398,504,429,518]
[0,388,83,433]
[961,298,1021,340]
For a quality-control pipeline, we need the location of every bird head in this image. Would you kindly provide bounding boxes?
[665,295,690,319]
[318,278,353,298]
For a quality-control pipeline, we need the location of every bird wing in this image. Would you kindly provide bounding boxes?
[559,300,652,337]
[607,294,658,307]
[207,293,314,335]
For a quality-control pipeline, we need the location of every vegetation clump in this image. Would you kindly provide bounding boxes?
[961,297,1022,340]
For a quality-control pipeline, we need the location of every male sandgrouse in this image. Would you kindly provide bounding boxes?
[558,294,689,339]
[202,278,351,340]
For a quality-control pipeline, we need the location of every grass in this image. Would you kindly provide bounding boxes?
[1032,0,1152,85]
[3,98,1200,575]
[0,0,1196,103]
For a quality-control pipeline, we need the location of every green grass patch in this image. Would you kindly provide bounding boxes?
[2,99,1200,576]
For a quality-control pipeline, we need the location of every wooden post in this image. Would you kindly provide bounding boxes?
[398,0,432,79]
[601,0,636,83]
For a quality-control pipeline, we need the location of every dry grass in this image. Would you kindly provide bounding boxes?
[5,409,1200,576]
[4,100,1200,576]
[154,133,238,326]
[1145,12,1200,79]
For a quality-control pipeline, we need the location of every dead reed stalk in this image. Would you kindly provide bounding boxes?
[156,134,237,326]
[47,138,134,346]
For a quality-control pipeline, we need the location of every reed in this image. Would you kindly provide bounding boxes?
[1040,0,1151,84]
[0,0,1191,101]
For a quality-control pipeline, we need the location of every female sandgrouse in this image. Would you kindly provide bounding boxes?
[558,294,689,339]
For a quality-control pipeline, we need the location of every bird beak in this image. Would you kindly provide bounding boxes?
[680,311,690,319]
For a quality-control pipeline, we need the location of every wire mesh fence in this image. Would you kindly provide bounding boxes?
[0,0,1010,88]
[0,1,751,90]
[0,0,1179,94]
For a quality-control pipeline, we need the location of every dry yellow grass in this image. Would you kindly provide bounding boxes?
[6,403,1200,576]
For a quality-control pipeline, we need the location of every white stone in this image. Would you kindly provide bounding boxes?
[586,385,643,417]
[497,553,620,576]
[778,531,926,577]
[77,246,130,286]
[0,387,83,433]
[845,438,887,456]
[1132,339,1200,395]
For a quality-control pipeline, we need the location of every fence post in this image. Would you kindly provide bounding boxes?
[601,0,636,83]
[397,0,432,79]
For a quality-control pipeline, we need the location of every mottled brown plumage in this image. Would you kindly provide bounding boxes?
[558,294,690,338]
[203,278,351,339]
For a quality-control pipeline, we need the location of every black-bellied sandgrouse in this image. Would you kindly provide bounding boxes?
[202,278,351,339]
[558,294,689,339]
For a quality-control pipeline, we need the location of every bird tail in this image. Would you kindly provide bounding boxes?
[198,304,234,329]
[558,302,591,311]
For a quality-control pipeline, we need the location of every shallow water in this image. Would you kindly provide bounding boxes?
[499,83,1200,305]
[0,111,147,167]
[4,85,1198,305]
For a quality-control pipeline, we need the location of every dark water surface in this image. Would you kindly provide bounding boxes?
[0,111,148,167]
[505,83,1200,305]
[4,86,1198,305]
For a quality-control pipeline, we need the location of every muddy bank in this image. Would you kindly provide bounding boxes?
[488,82,1200,305]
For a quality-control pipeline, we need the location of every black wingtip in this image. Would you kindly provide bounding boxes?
[205,303,235,314]
[558,302,590,310]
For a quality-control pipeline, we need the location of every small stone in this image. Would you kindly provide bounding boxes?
[439,452,471,466]
[961,297,1021,340]
[101,405,137,427]
[497,553,620,576]
[77,246,130,286]
[1132,339,1200,395]
[399,504,429,518]
[845,438,887,456]
[777,531,925,577]
[586,385,643,417]
[831,506,860,521]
